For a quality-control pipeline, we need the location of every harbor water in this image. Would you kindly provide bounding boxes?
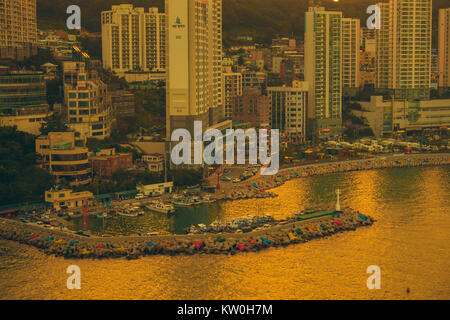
[0,166,449,299]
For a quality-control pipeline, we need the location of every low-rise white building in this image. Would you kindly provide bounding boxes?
[45,188,94,210]
[136,182,173,197]
[142,153,164,173]
[356,96,450,137]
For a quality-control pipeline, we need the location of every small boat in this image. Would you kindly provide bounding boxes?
[95,212,109,218]
[145,200,175,214]
[201,196,216,204]
[116,210,139,217]
[75,231,90,237]
[172,199,194,207]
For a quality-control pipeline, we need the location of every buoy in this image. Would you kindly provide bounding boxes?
[191,241,203,249]
[236,243,247,251]
[288,232,299,241]
[81,249,91,255]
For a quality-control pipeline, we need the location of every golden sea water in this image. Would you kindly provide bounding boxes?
[0,166,449,299]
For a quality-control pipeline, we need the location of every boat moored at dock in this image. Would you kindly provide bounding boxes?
[144,200,176,214]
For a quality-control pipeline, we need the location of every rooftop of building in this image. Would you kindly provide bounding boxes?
[144,153,163,157]
[89,153,133,161]
[0,70,45,76]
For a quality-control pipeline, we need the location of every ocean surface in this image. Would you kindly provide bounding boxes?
[0,166,449,299]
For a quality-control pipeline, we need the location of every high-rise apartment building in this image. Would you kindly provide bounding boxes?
[241,71,267,93]
[267,81,308,141]
[232,88,269,128]
[361,27,377,54]
[376,0,432,100]
[166,0,227,137]
[101,5,166,75]
[342,18,360,90]
[304,6,342,138]
[63,62,112,140]
[0,0,38,60]
[438,8,450,88]
[223,71,243,120]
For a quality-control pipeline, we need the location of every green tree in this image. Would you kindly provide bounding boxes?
[39,113,69,135]
[168,168,203,187]
[0,126,54,205]
[46,77,63,107]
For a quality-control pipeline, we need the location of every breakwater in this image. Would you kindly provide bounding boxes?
[220,154,450,200]
[0,208,373,259]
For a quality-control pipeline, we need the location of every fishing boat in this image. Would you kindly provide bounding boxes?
[145,200,176,214]
[116,210,139,217]
[200,196,216,204]
[172,198,195,207]
[95,212,109,218]
[115,206,143,217]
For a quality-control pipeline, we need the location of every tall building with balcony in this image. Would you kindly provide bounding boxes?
[166,0,229,138]
[304,6,342,138]
[241,71,267,93]
[0,0,38,60]
[63,61,112,140]
[342,18,360,90]
[0,70,51,135]
[267,81,308,142]
[361,27,377,54]
[438,8,450,89]
[101,5,166,75]
[375,0,432,100]
[223,71,242,120]
[36,132,91,186]
[360,51,376,87]
[232,88,270,128]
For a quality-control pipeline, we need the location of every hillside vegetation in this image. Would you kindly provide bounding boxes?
[37,0,448,46]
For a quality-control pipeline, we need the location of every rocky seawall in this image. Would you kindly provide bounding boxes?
[219,154,450,200]
[0,209,373,259]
